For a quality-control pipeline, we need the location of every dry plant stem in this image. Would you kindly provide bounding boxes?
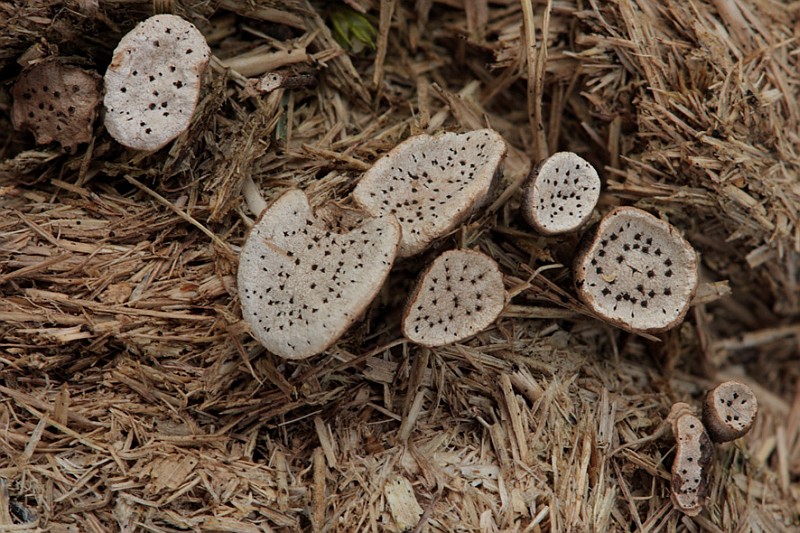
[242,174,267,216]
[711,0,751,45]
[221,48,309,78]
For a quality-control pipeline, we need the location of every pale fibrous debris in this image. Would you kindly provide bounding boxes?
[103,14,210,151]
[237,189,400,360]
[522,151,601,235]
[352,129,507,257]
[574,207,699,333]
[702,381,757,443]
[670,411,713,517]
[11,60,102,152]
[402,249,505,347]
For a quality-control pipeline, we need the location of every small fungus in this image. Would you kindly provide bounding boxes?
[573,206,698,333]
[103,14,210,151]
[402,249,505,347]
[702,380,757,443]
[670,408,713,517]
[11,60,102,152]
[237,189,400,360]
[522,151,601,235]
[352,129,507,257]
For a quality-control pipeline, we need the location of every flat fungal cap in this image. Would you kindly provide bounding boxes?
[522,152,601,235]
[103,14,210,151]
[237,189,400,360]
[574,206,698,333]
[11,60,102,152]
[402,249,505,347]
[353,129,507,257]
[670,412,713,517]
[702,381,757,443]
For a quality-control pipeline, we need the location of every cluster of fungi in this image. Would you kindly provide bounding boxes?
[668,381,758,516]
[9,12,759,521]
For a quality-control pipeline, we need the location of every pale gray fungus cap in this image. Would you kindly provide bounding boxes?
[104,15,210,151]
[574,207,698,333]
[353,129,507,257]
[237,189,400,359]
[402,249,505,347]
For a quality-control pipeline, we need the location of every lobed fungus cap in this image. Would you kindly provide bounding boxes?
[522,151,601,235]
[103,14,210,151]
[574,207,698,333]
[11,60,102,152]
[237,189,400,360]
[352,129,507,257]
[402,249,505,347]
[670,411,713,517]
[702,381,757,443]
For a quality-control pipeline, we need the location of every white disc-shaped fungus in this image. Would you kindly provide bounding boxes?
[702,381,757,443]
[574,207,698,333]
[103,14,210,151]
[353,129,507,257]
[402,249,505,347]
[11,60,102,152]
[523,151,601,235]
[670,412,713,517]
[237,189,400,360]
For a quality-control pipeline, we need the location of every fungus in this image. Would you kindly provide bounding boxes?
[237,189,400,359]
[702,381,757,443]
[573,206,698,333]
[402,249,505,347]
[522,151,601,235]
[11,60,102,152]
[352,129,507,257]
[103,14,210,151]
[670,408,713,517]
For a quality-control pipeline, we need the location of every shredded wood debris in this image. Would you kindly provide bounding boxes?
[1,0,799,531]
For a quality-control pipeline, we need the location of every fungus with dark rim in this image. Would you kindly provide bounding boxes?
[11,60,102,152]
[237,189,400,360]
[669,404,713,517]
[103,14,210,151]
[573,206,698,333]
[352,129,507,257]
[522,151,601,235]
[402,249,506,347]
[702,381,757,443]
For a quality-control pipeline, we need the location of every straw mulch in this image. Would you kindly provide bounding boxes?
[1,0,799,531]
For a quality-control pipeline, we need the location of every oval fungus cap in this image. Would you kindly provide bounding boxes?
[103,14,210,151]
[237,189,400,360]
[353,129,507,257]
[670,411,713,517]
[11,60,102,152]
[402,249,505,347]
[702,380,757,443]
[522,152,601,235]
[573,206,699,333]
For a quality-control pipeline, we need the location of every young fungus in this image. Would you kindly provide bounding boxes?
[353,129,507,257]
